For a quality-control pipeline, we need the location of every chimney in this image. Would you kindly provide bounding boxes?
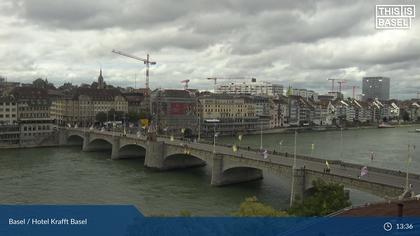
[397,203,403,217]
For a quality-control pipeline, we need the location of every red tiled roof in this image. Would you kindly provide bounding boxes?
[335,199,420,216]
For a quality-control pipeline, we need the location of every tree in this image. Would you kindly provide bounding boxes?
[127,111,141,123]
[33,78,47,88]
[232,196,288,217]
[288,179,351,216]
[108,109,124,121]
[401,110,410,121]
[95,112,107,123]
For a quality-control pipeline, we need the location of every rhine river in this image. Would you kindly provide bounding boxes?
[1,126,419,216]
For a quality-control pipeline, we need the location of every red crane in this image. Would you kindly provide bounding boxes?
[351,85,360,99]
[181,79,190,90]
[337,80,347,93]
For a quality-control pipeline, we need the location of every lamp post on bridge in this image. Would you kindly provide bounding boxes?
[406,144,414,191]
[206,119,220,154]
[260,120,263,150]
[290,129,298,207]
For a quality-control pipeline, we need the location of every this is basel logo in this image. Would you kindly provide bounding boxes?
[375,5,416,29]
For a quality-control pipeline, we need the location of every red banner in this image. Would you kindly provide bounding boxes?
[169,103,189,115]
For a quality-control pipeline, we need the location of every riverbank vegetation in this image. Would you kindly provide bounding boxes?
[233,179,351,217]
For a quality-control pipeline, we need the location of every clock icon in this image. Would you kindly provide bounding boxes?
[383,222,393,232]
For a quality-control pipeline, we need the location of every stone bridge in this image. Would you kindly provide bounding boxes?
[59,128,419,204]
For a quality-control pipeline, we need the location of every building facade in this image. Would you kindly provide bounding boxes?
[0,96,19,145]
[51,88,128,126]
[216,78,283,97]
[12,87,57,144]
[199,94,270,136]
[0,96,17,125]
[362,77,390,101]
[152,89,198,136]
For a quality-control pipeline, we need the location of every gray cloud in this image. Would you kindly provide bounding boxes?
[0,0,419,99]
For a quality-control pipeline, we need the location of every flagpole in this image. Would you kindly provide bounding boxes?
[279,140,283,154]
[290,129,297,207]
[406,144,410,191]
[213,123,216,154]
[198,116,201,142]
[260,120,263,150]
[340,127,343,162]
[310,142,314,157]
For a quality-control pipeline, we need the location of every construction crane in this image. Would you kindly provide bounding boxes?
[181,79,190,90]
[111,49,156,90]
[327,78,336,93]
[351,85,359,99]
[337,80,347,93]
[207,77,218,92]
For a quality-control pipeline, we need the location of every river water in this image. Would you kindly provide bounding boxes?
[1,126,418,216]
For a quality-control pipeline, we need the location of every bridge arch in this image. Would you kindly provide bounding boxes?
[67,134,84,146]
[162,153,207,170]
[84,138,113,152]
[118,144,147,159]
[218,166,264,186]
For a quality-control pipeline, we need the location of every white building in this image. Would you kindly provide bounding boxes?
[0,96,17,125]
[216,78,283,97]
[290,88,318,101]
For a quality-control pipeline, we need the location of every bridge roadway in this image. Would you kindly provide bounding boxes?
[60,128,420,202]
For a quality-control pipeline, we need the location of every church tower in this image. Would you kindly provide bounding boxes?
[98,69,105,89]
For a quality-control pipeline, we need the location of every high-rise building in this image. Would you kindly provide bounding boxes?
[362,77,390,101]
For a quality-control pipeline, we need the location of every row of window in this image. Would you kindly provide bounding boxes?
[19,106,49,111]
[0,114,16,118]
[22,132,50,137]
[20,113,49,118]
[23,125,51,131]
[204,109,249,113]
[0,102,16,106]
[0,108,16,112]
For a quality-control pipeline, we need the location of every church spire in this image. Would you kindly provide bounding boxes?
[98,68,105,89]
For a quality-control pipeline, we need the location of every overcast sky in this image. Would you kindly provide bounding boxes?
[0,0,419,99]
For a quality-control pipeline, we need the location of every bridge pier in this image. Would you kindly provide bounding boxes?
[82,133,91,151]
[144,141,165,169]
[111,137,120,160]
[291,168,306,205]
[211,154,224,186]
[58,130,68,146]
[211,154,263,186]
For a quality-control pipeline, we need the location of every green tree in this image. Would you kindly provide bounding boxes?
[179,210,192,217]
[127,111,141,123]
[108,109,124,121]
[95,112,107,123]
[288,179,351,216]
[401,110,410,121]
[232,196,288,217]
